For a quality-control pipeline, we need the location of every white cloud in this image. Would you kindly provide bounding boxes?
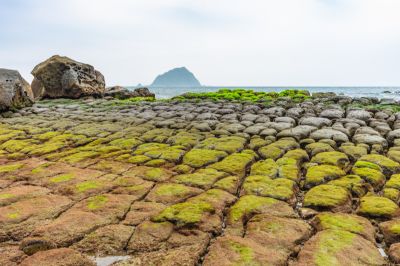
[0,0,399,86]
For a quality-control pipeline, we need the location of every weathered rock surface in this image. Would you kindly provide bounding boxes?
[31,55,105,99]
[0,69,33,111]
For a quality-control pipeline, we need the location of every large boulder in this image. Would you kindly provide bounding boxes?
[31,55,105,99]
[0,68,33,111]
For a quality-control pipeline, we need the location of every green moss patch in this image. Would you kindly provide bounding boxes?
[305,165,345,188]
[174,168,227,189]
[87,195,108,210]
[195,136,246,154]
[49,173,75,183]
[242,175,296,203]
[209,152,255,177]
[328,175,369,197]
[304,185,350,211]
[358,154,400,176]
[357,195,399,218]
[311,151,349,168]
[386,174,400,190]
[213,176,239,194]
[352,167,385,190]
[259,138,299,160]
[182,149,227,168]
[0,163,24,173]
[250,159,278,178]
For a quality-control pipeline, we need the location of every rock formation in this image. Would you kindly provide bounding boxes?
[151,67,201,87]
[31,55,105,99]
[0,68,33,111]
[105,86,155,99]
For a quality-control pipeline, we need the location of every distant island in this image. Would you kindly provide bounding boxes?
[150,67,201,87]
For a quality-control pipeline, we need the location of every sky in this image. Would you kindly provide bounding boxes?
[1,0,400,86]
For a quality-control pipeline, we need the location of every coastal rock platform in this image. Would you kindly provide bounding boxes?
[1,90,400,265]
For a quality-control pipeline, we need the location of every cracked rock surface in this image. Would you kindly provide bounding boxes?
[1,94,400,265]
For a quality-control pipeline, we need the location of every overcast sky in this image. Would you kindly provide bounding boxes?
[1,0,400,86]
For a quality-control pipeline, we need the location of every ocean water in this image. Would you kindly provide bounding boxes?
[127,86,400,100]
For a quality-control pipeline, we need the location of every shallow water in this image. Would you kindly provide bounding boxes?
[93,256,130,266]
[127,86,400,100]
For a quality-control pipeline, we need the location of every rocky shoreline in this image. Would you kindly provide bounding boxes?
[2,56,400,265]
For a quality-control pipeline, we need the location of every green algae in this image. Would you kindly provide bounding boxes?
[386,174,400,190]
[314,230,355,266]
[353,161,382,172]
[304,185,350,209]
[153,183,192,196]
[152,200,214,226]
[182,149,227,168]
[174,168,227,189]
[0,193,14,200]
[311,151,349,168]
[305,165,345,188]
[383,188,399,202]
[250,159,278,178]
[228,195,278,224]
[0,163,24,173]
[315,213,364,234]
[228,240,255,265]
[352,167,385,189]
[195,136,246,154]
[87,195,108,210]
[358,154,400,175]
[49,173,74,183]
[358,195,398,218]
[213,176,239,193]
[76,181,100,192]
[242,175,295,202]
[209,152,255,177]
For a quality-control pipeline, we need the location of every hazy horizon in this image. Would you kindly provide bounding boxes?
[1,0,400,87]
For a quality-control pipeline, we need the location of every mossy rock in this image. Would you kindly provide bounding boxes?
[209,152,255,177]
[295,229,385,266]
[227,195,295,225]
[146,183,203,204]
[152,189,235,227]
[353,160,382,171]
[305,165,346,188]
[182,149,227,168]
[258,138,300,160]
[358,154,400,176]
[328,175,370,197]
[60,151,99,164]
[357,195,399,218]
[383,188,400,203]
[311,151,349,169]
[144,159,167,167]
[0,163,24,174]
[283,149,309,164]
[339,145,368,161]
[249,159,278,178]
[195,136,246,154]
[305,142,334,157]
[144,146,186,163]
[167,132,203,148]
[351,167,385,190]
[249,137,269,150]
[276,157,300,181]
[173,168,227,189]
[386,174,400,190]
[213,176,240,194]
[388,150,400,164]
[174,164,193,174]
[303,185,351,212]
[109,138,142,149]
[133,143,170,155]
[241,175,297,204]
[312,212,375,242]
[379,219,400,245]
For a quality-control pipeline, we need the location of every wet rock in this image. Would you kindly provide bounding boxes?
[31,55,105,99]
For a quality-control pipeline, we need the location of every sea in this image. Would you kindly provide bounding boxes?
[127,86,400,100]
